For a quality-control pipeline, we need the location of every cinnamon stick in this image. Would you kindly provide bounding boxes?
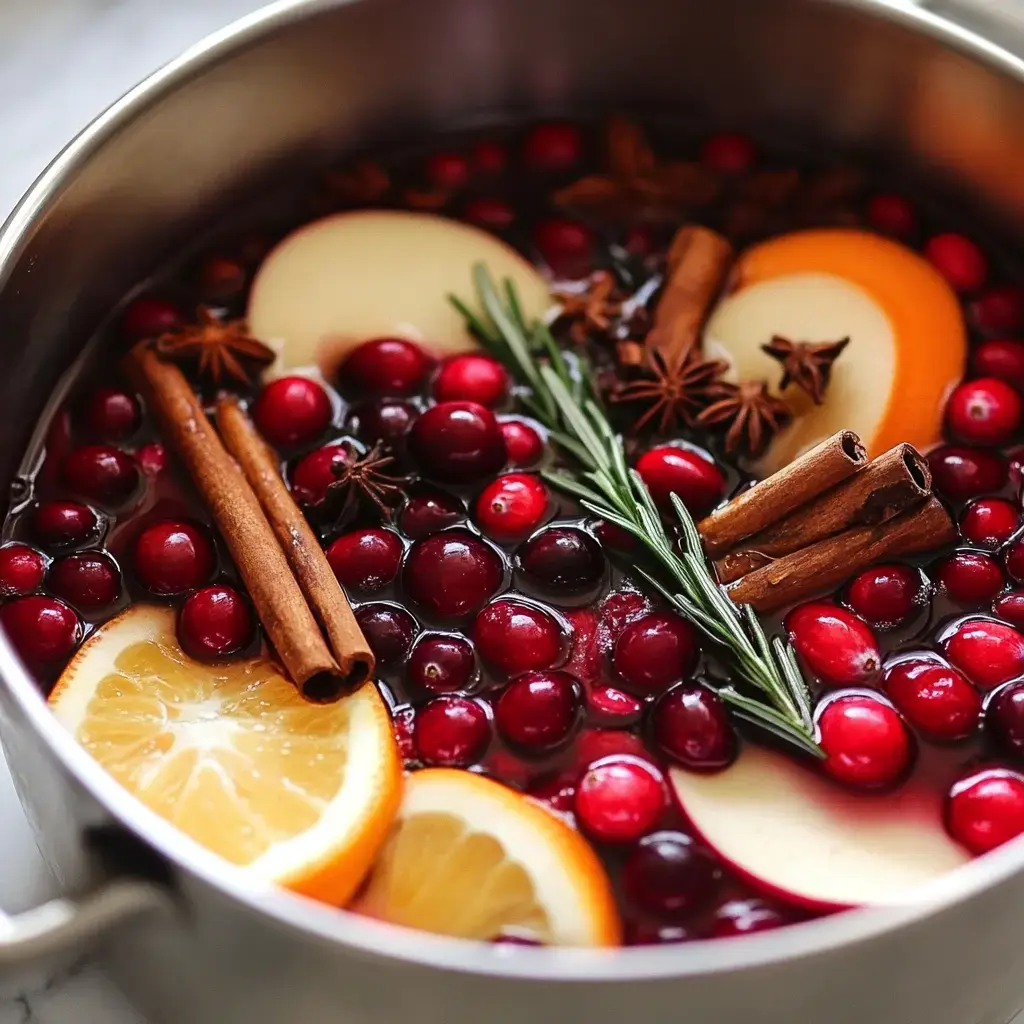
[698,430,867,559]
[715,443,931,583]
[726,496,956,613]
[216,395,373,692]
[647,225,733,364]
[125,345,372,701]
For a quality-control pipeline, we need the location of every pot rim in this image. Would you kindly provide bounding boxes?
[3,0,1024,982]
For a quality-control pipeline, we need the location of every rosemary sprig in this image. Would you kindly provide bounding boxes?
[451,264,822,758]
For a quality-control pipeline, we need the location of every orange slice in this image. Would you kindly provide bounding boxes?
[356,769,621,946]
[48,604,401,905]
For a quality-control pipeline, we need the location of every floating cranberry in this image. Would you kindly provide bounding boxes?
[252,376,333,448]
[177,585,254,660]
[972,285,1024,335]
[816,692,912,790]
[846,564,922,625]
[407,634,475,694]
[30,501,98,548]
[946,378,1022,446]
[414,696,491,766]
[987,682,1024,758]
[495,670,580,751]
[471,139,508,175]
[700,133,756,174]
[591,520,638,552]
[399,489,464,539]
[338,337,432,397]
[865,193,916,239]
[613,613,700,696]
[408,401,507,484]
[392,705,417,762]
[425,151,470,190]
[636,446,726,518]
[0,545,45,597]
[354,603,418,669]
[403,530,503,619]
[353,399,419,447]
[883,659,981,742]
[522,122,583,172]
[961,498,1019,547]
[1005,539,1024,585]
[48,552,121,611]
[499,420,544,467]
[80,387,141,441]
[786,602,880,687]
[463,197,515,230]
[472,599,563,676]
[946,767,1024,854]
[936,552,1004,606]
[526,773,577,814]
[944,619,1024,690]
[290,444,348,506]
[532,218,594,278]
[434,354,509,408]
[994,591,1024,630]
[475,474,549,542]
[0,596,81,667]
[624,225,654,255]
[197,255,246,299]
[711,899,789,938]
[517,527,606,601]
[925,232,987,293]
[627,923,691,946]
[622,832,720,920]
[326,528,403,591]
[574,756,667,844]
[133,520,216,595]
[120,296,182,341]
[587,684,644,727]
[652,685,737,771]
[136,443,166,477]
[63,445,139,506]
[928,446,1008,502]
[971,340,1024,393]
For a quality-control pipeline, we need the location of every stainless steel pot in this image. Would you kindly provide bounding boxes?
[3,0,1024,1021]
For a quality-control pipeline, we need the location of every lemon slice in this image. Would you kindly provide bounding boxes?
[49,604,401,905]
[357,769,621,946]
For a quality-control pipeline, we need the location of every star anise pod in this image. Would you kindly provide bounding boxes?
[155,307,275,385]
[612,347,728,433]
[762,334,850,404]
[552,271,623,343]
[696,380,793,457]
[320,441,408,523]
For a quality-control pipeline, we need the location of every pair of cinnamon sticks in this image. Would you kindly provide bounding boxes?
[697,430,957,613]
[125,345,373,702]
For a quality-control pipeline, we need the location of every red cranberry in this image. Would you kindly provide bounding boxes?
[425,151,470,190]
[63,445,139,506]
[353,399,419,446]
[120,296,182,341]
[0,545,46,597]
[928,446,1008,502]
[944,618,1024,690]
[393,705,416,761]
[0,596,81,667]
[592,519,638,552]
[133,520,216,595]
[338,337,432,397]
[624,225,654,256]
[137,443,166,477]
[574,756,667,844]
[816,692,912,790]
[499,420,544,467]
[700,133,756,174]
[994,591,1024,629]
[517,527,606,600]
[326,528,403,591]
[846,564,923,625]
[399,488,464,539]
[961,498,1019,547]
[495,670,580,751]
[80,387,141,441]
[47,552,121,611]
[403,530,503,619]
[522,122,583,172]
[290,444,348,505]
[30,502,98,548]
[587,684,644,727]
[622,831,720,919]
[532,218,594,278]
[786,602,880,687]
[354,603,418,669]
[575,726,648,766]
[1005,539,1024,584]
[711,899,789,938]
[414,696,490,766]
[971,340,1024,392]
[471,140,507,175]
[612,613,700,696]
[409,401,507,484]
[636,446,726,518]
[652,684,737,770]
[925,232,987,293]
[464,197,516,230]
[526,773,577,814]
[434,354,509,408]
[407,634,475,694]
[252,376,333,448]
[972,286,1024,335]
[197,255,246,299]
[177,585,254,660]
[865,193,917,239]
[883,659,981,742]
[472,599,563,676]
[987,681,1024,758]
[475,474,549,542]
[946,767,1024,853]
[946,378,1022,446]
[627,923,691,946]
[936,552,1004,606]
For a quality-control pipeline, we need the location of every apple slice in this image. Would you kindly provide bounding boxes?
[669,744,970,911]
[247,210,552,378]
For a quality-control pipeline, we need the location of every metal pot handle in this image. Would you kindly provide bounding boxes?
[914,0,1024,58]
